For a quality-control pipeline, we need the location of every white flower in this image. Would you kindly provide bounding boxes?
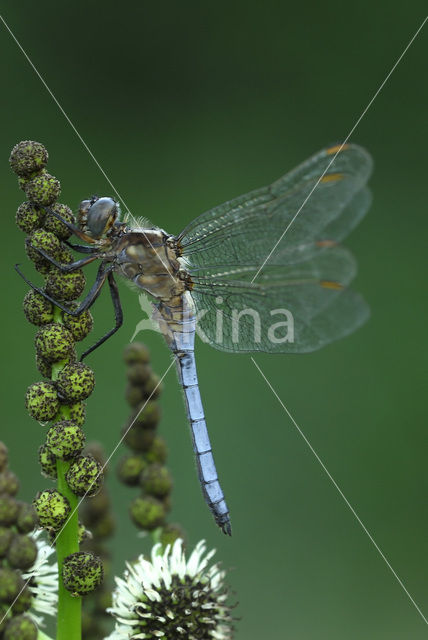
[22,530,58,627]
[107,539,234,639]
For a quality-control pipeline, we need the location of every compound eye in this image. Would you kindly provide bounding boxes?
[77,199,92,230]
[86,197,118,239]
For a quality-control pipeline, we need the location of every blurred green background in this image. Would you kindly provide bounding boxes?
[1,2,427,638]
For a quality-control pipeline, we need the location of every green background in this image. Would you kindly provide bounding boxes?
[1,3,427,638]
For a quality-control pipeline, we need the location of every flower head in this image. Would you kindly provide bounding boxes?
[22,530,58,626]
[107,539,234,639]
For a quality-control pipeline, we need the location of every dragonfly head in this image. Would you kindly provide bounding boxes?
[78,196,119,240]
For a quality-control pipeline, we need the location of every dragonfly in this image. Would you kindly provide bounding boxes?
[17,143,373,535]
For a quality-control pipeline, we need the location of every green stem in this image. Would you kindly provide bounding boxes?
[52,305,81,639]
[56,458,81,640]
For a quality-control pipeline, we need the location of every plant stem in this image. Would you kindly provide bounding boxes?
[55,458,81,640]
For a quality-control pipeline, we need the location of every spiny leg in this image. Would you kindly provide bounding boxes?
[64,241,99,255]
[43,206,96,244]
[15,262,111,317]
[25,239,99,272]
[80,272,123,361]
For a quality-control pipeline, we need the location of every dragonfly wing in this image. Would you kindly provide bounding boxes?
[178,144,373,270]
[189,243,369,353]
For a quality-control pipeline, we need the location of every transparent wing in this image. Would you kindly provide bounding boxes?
[189,244,369,353]
[178,144,372,270]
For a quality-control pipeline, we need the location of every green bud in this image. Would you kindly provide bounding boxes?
[0,470,19,496]
[24,170,61,206]
[123,342,150,365]
[143,372,163,399]
[43,203,75,240]
[63,306,93,342]
[38,444,57,479]
[23,290,54,326]
[33,489,71,530]
[11,585,33,615]
[15,201,45,233]
[78,521,91,544]
[124,382,146,407]
[35,353,52,378]
[140,464,172,498]
[129,495,166,531]
[46,421,85,460]
[7,534,37,570]
[26,228,62,263]
[4,614,37,640]
[65,401,86,427]
[131,400,161,428]
[62,551,103,596]
[35,323,74,363]
[45,269,86,302]
[66,455,103,497]
[0,527,13,556]
[16,503,38,534]
[159,523,186,548]
[122,422,156,452]
[0,567,24,603]
[83,442,106,467]
[144,435,168,465]
[0,442,8,471]
[127,362,152,385]
[56,362,95,402]
[0,496,19,526]
[26,381,60,421]
[117,453,147,486]
[9,141,48,177]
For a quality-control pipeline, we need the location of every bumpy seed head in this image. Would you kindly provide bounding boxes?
[11,585,33,614]
[15,201,46,233]
[143,372,163,399]
[122,422,156,452]
[26,381,60,421]
[33,489,71,530]
[127,363,152,385]
[0,567,24,603]
[63,306,93,342]
[6,534,38,570]
[55,362,95,403]
[16,503,38,534]
[0,496,19,526]
[24,170,61,206]
[123,342,150,365]
[132,400,161,428]
[0,442,8,471]
[159,523,187,548]
[0,527,13,556]
[38,444,57,479]
[116,453,147,486]
[9,141,48,177]
[125,382,146,407]
[4,614,38,640]
[45,269,86,302]
[62,551,103,596]
[26,228,62,264]
[144,435,168,465]
[140,463,173,498]
[66,455,103,497]
[78,521,91,544]
[35,323,74,363]
[64,401,86,426]
[23,290,54,326]
[43,203,75,239]
[129,495,166,530]
[46,421,85,460]
[0,470,19,496]
[35,353,52,378]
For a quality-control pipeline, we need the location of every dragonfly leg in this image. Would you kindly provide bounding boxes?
[64,241,98,255]
[80,272,123,361]
[15,262,111,317]
[43,206,96,244]
[25,238,99,272]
